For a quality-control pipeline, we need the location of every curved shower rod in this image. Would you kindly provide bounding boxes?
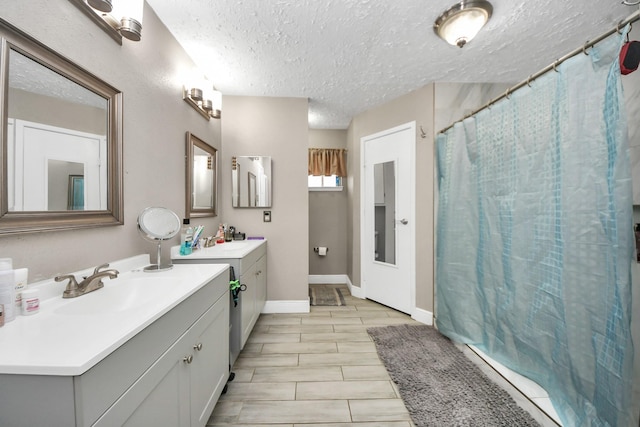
[439,9,640,134]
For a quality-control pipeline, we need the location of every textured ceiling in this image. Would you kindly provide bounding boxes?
[146,0,637,129]
[10,49,107,109]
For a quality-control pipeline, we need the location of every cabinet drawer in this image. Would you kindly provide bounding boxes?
[239,241,266,272]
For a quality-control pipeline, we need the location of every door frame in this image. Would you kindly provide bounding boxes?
[360,121,416,315]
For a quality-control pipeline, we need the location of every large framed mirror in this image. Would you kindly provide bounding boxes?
[0,18,123,235]
[185,132,217,218]
[232,156,272,208]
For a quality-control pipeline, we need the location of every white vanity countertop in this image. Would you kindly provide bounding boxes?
[171,238,267,260]
[0,256,229,376]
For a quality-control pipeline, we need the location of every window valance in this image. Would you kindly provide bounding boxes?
[308,148,347,177]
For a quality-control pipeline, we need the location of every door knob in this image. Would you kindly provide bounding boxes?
[183,355,193,364]
[399,218,408,225]
[194,343,203,351]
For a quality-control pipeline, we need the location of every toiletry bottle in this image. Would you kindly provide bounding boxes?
[185,225,194,255]
[0,269,15,323]
[21,288,39,316]
[216,224,225,244]
[180,219,193,255]
[14,268,28,314]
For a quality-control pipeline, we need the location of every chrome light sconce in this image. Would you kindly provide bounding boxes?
[183,84,222,121]
[82,0,144,41]
[434,0,493,48]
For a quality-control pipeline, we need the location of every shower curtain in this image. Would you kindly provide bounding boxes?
[436,29,635,426]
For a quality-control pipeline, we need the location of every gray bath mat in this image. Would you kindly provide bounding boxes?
[367,324,540,427]
[309,284,346,306]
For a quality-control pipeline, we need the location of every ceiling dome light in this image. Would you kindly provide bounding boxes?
[434,0,493,48]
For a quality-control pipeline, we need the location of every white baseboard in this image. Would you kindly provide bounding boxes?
[349,282,365,299]
[308,274,349,284]
[262,300,310,314]
[308,274,366,299]
[412,307,433,325]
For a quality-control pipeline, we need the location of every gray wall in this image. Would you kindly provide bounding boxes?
[9,89,106,135]
[1,1,221,282]
[221,96,309,302]
[347,84,435,311]
[308,129,347,276]
[346,82,510,314]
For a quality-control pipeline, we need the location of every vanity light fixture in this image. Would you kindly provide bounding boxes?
[83,0,144,41]
[434,0,493,48]
[183,84,222,120]
[87,0,112,13]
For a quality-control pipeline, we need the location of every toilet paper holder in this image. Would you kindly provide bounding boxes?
[313,247,329,253]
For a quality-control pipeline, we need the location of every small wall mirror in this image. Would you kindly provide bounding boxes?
[0,18,123,234]
[186,132,217,218]
[232,156,272,208]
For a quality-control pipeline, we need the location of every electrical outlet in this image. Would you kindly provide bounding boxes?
[263,211,271,222]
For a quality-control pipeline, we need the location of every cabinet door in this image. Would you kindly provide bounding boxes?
[190,293,230,427]
[122,360,190,427]
[240,262,257,348]
[254,255,267,320]
[93,338,191,427]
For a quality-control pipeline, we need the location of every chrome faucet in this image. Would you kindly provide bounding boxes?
[55,263,119,298]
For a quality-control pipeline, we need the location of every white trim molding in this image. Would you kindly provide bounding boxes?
[308,274,349,284]
[412,307,434,325]
[308,275,365,299]
[262,300,310,314]
[349,283,365,299]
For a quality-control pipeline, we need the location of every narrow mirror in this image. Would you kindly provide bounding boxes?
[232,156,272,208]
[186,132,217,218]
[374,161,396,264]
[0,19,123,234]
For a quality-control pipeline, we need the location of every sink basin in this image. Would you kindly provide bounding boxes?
[54,276,178,316]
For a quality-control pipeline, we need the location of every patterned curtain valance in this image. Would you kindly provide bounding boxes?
[308,148,347,177]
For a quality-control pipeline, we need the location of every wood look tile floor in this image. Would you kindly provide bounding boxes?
[207,284,419,427]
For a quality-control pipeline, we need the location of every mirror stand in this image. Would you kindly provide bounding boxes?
[137,207,181,273]
[145,240,173,272]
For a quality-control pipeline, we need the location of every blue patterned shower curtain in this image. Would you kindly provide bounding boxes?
[436,30,635,426]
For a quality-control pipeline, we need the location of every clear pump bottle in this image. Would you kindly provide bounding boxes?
[180,219,193,255]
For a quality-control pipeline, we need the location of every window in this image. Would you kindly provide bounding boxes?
[308,175,343,191]
[308,148,346,191]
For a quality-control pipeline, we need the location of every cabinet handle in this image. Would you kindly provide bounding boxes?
[193,343,203,351]
[183,355,193,364]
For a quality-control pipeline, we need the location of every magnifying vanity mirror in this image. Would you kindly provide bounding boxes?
[232,156,272,208]
[0,18,123,234]
[186,132,217,218]
[137,207,181,272]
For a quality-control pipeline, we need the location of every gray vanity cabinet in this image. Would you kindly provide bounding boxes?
[173,240,267,365]
[93,291,229,427]
[239,252,267,347]
[0,270,229,427]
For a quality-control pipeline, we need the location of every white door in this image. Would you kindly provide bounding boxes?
[12,119,106,211]
[361,122,415,314]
